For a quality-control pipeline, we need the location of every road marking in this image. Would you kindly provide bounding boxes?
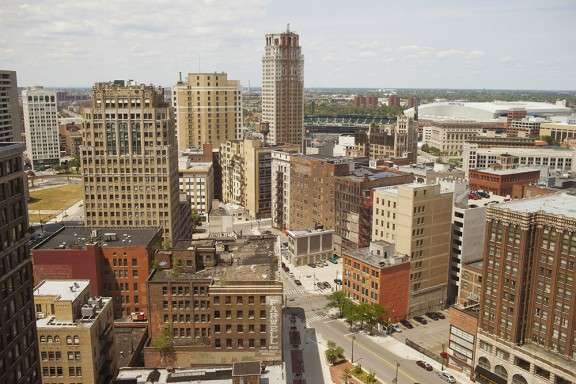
[344,332,355,336]
[341,332,422,384]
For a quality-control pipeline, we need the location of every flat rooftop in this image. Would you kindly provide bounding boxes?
[288,228,334,237]
[150,236,280,284]
[496,193,576,219]
[34,279,90,301]
[472,167,541,176]
[346,244,408,269]
[35,226,160,250]
[341,167,404,182]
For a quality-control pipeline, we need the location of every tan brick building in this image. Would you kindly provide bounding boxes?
[34,280,114,384]
[145,236,283,366]
[81,81,188,244]
[220,138,274,219]
[372,183,453,316]
[355,117,418,163]
[173,73,242,150]
[262,28,304,146]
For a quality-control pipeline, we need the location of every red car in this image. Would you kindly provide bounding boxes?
[416,360,433,371]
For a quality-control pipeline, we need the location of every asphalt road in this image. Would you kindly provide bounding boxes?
[284,274,456,384]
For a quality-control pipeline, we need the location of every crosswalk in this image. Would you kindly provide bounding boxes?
[304,309,332,327]
[285,287,307,298]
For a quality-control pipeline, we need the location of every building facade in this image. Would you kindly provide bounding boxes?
[286,229,334,266]
[220,139,274,219]
[0,143,41,384]
[34,280,114,384]
[271,147,299,230]
[462,143,576,177]
[422,122,485,156]
[22,87,61,170]
[468,168,541,197]
[355,117,418,163]
[0,70,24,142]
[289,155,352,231]
[173,73,242,150]
[262,28,304,146]
[342,241,410,322]
[539,122,576,143]
[507,118,542,138]
[178,154,214,218]
[475,194,576,384]
[81,81,186,244]
[32,227,161,319]
[334,168,413,254]
[372,184,453,316]
[145,236,283,366]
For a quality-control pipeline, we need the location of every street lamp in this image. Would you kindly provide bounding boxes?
[392,361,400,384]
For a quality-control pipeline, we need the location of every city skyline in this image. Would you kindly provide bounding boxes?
[1,0,575,90]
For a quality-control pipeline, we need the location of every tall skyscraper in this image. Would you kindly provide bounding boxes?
[262,26,304,146]
[0,70,24,142]
[81,81,186,244]
[475,194,576,384]
[0,143,41,384]
[173,72,242,150]
[22,87,61,170]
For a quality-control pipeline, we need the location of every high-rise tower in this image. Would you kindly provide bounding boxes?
[81,81,187,243]
[0,70,24,142]
[261,26,304,146]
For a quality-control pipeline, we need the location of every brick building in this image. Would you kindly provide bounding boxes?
[355,117,418,163]
[334,168,413,254]
[475,194,576,384]
[342,242,410,322]
[289,154,352,230]
[468,168,540,197]
[32,227,161,318]
[448,305,479,379]
[352,95,378,108]
[388,95,400,108]
[145,235,283,366]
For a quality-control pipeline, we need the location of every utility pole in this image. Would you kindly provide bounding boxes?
[392,361,400,384]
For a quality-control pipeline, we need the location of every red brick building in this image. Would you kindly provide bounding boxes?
[388,95,400,108]
[32,226,161,318]
[468,167,540,197]
[352,95,378,108]
[342,241,410,322]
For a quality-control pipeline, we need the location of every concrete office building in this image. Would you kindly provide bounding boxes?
[262,27,304,146]
[507,117,544,137]
[32,227,161,318]
[422,122,485,156]
[462,143,576,177]
[342,241,410,322]
[540,122,576,143]
[81,81,188,244]
[0,70,24,142]
[220,138,280,219]
[34,280,114,384]
[0,143,41,384]
[271,146,300,230]
[286,228,334,266]
[173,73,242,150]
[372,184,453,316]
[179,154,214,218]
[475,194,576,384]
[145,235,283,366]
[22,87,61,170]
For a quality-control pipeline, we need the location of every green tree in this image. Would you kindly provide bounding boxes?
[324,341,344,365]
[69,155,80,174]
[326,291,352,318]
[153,327,175,366]
[366,371,378,384]
[190,209,203,233]
[363,303,386,335]
[343,302,361,329]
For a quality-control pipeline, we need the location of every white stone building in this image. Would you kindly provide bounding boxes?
[287,229,334,266]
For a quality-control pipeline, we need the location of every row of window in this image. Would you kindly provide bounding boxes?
[39,335,80,345]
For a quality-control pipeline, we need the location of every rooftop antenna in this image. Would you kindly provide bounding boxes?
[178,71,182,83]
[287,23,290,33]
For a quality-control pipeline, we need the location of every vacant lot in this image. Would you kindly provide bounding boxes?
[28,184,83,222]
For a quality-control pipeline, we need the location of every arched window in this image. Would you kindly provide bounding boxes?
[39,336,46,343]
[478,356,491,370]
[54,336,60,343]
[66,336,72,345]
[512,374,528,384]
[494,365,508,380]
[73,335,80,345]
[46,336,53,343]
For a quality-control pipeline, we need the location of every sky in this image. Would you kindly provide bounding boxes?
[1,0,575,90]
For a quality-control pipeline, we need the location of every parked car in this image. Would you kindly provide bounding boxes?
[400,319,414,329]
[323,281,331,289]
[438,371,456,383]
[329,256,339,264]
[317,282,325,289]
[322,261,329,267]
[308,263,316,268]
[425,312,439,321]
[414,316,428,325]
[294,280,302,286]
[416,360,433,371]
[434,312,446,319]
[391,324,402,333]
[289,272,295,278]
[333,278,342,285]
